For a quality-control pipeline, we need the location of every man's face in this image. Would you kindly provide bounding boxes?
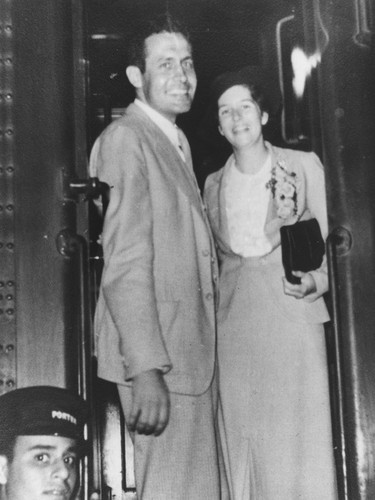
[139,31,197,122]
[2,435,78,500]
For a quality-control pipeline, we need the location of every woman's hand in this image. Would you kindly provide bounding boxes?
[282,271,317,299]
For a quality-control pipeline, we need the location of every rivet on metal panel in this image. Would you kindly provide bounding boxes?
[6,166,14,173]
[6,129,13,136]
[6,94,12,100]
[6,243,14,250]
[5,345,14,353]
[335,108,345,119]
[5,25,13,33]
[7,281,14,287]
[5,58,12,65]
[6,309,14,315]
[6,205,13,212]
[6,380,15,388]
[6,295,13,301]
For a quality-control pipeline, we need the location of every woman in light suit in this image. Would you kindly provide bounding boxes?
[203,67,337,499]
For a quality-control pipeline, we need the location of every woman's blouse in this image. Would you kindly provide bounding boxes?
[225,154,272,257]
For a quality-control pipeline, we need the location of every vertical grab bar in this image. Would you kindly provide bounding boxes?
[55,229,92,398]
[57,176,107,499]
[74,233,94,500]
[326,227,353,500]
[56,228,94,500]
[57,175,107,499]
[353,0,373,47]
[276,15,300,145]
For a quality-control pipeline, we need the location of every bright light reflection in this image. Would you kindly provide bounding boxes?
[291,47,321,98]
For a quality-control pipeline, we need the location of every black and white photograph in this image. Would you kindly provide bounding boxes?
[0,1,374,498]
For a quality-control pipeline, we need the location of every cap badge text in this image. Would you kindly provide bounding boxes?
[51,410,77,425]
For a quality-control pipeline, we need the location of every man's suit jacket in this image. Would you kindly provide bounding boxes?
[89,103,218,395]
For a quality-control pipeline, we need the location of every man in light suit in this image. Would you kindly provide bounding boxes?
[89,14,225,499]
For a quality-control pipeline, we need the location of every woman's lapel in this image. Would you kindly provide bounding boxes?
[206,157,234,253]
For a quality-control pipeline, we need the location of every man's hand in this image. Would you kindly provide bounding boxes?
[282,271,317,299]
[128,369,170,436]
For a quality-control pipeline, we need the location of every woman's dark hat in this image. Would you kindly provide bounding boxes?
[0,386,89,453]
[210,65,281,116]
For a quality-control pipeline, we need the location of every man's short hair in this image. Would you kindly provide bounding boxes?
[127,13,192,73]
[0,386,89,459]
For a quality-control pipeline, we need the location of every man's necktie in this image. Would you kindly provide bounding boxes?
[176,127,193,171]
[177,127,210,217]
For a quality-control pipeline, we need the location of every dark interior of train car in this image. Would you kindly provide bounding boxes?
[87,0,314,184]
[1,0,374,498]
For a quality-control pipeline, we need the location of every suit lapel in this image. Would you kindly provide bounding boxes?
[263,145,300,245]
[127,103,205,214]
[264,145,279,226]
[205,158,234,254]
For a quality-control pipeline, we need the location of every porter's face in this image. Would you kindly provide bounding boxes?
[3,435,78,500]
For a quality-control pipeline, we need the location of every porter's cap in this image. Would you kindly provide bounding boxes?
[0,386,88,452]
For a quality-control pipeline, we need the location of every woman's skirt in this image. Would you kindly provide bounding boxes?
[217,252,337,499]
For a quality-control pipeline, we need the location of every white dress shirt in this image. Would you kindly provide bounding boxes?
[134,99,186,161]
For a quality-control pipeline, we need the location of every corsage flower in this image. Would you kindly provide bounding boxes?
[266,160,298,219]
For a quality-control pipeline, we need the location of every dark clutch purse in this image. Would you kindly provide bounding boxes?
[280,218,325,284]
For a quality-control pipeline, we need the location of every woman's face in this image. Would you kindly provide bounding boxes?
[217,84,268,149]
